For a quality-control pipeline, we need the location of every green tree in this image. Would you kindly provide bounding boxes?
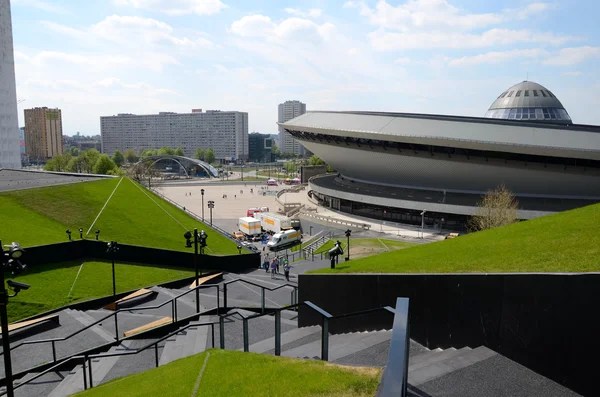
[124,149,138,164]
[194,148,205,161]
[112,150,125,167]
[174,147,185,156]
[67,155,86,173]
[309,155,324,165]
[68,146,80,157]
[158,147,175,155]
[284,161,296,173]
[468,185,519,231]
[326,164,335,173]
[271,143,280,155]
[81,149,101,173]
[93,154,117,175]
[204,148,215,164]
[44,153,71,172]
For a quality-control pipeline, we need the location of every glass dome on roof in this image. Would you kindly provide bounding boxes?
[485,81,571,124]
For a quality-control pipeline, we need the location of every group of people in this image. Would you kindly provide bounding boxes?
[262,256,292,281]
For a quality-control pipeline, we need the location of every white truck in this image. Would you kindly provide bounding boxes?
[258,212,293,234]
[238,217,262,237]
[267,229,302,250]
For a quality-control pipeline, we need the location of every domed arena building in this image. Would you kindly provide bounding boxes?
[279,81,600,230]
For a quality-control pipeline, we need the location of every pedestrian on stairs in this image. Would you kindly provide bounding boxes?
[270,259,276,279]
[275,257,280,274]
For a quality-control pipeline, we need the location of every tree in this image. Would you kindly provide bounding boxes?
[44,153,71,172]
[309,155,324,165]
[284,161,296,173]
[112,150,125,167]
[175,147,185,156]
[204,148,215,164]
[125,149,138,164]
[194,148,205,161]
[468,184,519,231]
[93,154,117,175]
[140,149,156,159]
[68,146,80,157]
[158,147,175,156]
[326,164,335,173]
[67,155,86,173]
[81,149,100,173]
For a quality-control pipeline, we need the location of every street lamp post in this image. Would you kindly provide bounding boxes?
[79,228,83,239]
[201,189,205,221]
[106,241,119,297]
[345,229,352,261]
[208,201,214,226]
[95,230,100,241]
[1,240,27,397]
[194,229,199,312]
[420,210,427,239]
[66,229,72,241]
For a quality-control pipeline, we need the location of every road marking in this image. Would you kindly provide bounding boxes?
[377,238,390,251]
[86,177,124,235]
[68,262,85,298]
[130,178,188,231]
[191,352,210,397]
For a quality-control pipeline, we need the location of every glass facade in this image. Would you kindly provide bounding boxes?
[484,108,571,122]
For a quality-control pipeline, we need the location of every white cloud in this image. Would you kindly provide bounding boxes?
[113,0,227,16]
[517,2,550,19]
[369,28,579,51]
[11,0,71,15]
[448,49,548,66]
[284,8,322,18]
[230,15,334,42]
[393,57,412,65]
[542,46,600,66]
[563,71,582,77]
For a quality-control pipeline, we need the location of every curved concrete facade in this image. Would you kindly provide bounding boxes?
[300,139,600,198]
[0,1,21,169]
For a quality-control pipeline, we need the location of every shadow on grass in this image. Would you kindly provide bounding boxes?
[332,265,351,271]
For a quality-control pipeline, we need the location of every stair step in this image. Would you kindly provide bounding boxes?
[64,309,115,342]
[158,335,181,366]
[409,347,470,372]
[190,325,210,355]
[282,330,392,361]
[408,346,498,386]
[246,325,322,354]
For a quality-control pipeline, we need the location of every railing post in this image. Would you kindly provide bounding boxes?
[321,317,329,361]
[174,298,178,322]
[114,312,119,341]
[216,287,220,315]
[155,343,159,367]
[219,316,225,349]
[261,289,265,314]
[82,356,88,390]
[211,324,215,348]
[243,318,249,352]
[89,357,94,388]
[51,341,57,363]
[171,300,175,323]
[223,284,228,310]
[275,310,281,356]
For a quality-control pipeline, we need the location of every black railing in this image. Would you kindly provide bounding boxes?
[222,278,298,314]
[377,297,410,397]
[0,283,219,369]
[2,320,220,395]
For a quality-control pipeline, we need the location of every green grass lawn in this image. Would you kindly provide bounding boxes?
[7,260,195,322]
[0,177,240,254]
[74,349,381,397]
[311,203,600,274]
[312,238,414,255]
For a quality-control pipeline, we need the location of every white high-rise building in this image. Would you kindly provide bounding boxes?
[101,110,248,160]
[0,1,21,169]
[278,100,306,155]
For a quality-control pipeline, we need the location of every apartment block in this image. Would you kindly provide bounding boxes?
[278,100,306,155]
[24,107,64,160]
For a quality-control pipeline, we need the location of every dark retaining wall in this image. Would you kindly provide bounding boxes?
[298,273,600,397]
[21,239,259,273]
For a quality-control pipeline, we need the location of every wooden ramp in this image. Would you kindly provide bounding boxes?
[188,272,223,289]
[1,314,60,335]
[104,288,156,311]
[123,316,172,337]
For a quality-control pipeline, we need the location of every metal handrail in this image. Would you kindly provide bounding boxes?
[377,298,410,397]
[221,278,298,314]
[0,283,219,363]
[3,320,220,394]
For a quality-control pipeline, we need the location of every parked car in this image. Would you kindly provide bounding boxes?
[232,231,245,240]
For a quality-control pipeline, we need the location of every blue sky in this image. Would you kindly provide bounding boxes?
[10,0,600,135]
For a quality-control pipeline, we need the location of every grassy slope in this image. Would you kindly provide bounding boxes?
[74,349,381,397]
[311,203,600,274]
[7,260,195,322]
[313,238,414,255]
[0,177,239,254]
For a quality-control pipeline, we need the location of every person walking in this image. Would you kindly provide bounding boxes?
[270,259,276,279]
[275,256,280,274]
[283,259,291,282]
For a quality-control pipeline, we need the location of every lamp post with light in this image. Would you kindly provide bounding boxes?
[106,241,119,297]
[345,229,352,261]
[201,189,205,221]
[420,210,427,239]
[1,240,28,397]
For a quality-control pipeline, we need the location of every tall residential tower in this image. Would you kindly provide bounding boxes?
[0,0,21,169]
[24,107,64,161]
[278,100,306,155]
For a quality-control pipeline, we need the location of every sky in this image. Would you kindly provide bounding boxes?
[10,0,600,136]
